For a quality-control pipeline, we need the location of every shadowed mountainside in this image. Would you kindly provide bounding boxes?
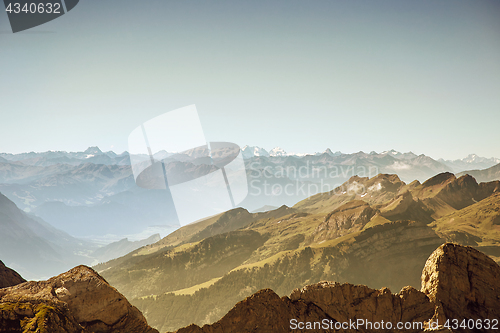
[92,234,161,264]
[0,261,25,289]
[0,192,95,280]
[457,162,500,183]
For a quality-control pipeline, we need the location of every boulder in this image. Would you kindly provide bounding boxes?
[0,265,158,333]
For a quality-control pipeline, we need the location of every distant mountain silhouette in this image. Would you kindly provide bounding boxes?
[1,147,498,241]
[0,192,94,279]
[457,162,500,183]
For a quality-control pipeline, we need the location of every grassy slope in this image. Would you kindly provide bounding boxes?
[431,192,500,246]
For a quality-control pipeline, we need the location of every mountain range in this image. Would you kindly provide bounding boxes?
[1,146,499,241]
[1,146,499,282]
[241,146,500,172]
[2,146,498,173]
[92,171,500,332]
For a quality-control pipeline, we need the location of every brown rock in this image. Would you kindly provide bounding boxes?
[421,243,500,326]
[0,265,158,333]
[175,288,334,333]
[290,282,434,332]
[0,260,25,289]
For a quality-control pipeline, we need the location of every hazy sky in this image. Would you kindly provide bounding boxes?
[1,0,499,160]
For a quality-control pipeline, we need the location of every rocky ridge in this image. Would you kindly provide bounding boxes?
[173,243,500,333]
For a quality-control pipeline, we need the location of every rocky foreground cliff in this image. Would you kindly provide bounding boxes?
[173,243,500,333]
[0,265,158,333]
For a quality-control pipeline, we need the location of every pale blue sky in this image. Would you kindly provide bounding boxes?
[1,0,499,160]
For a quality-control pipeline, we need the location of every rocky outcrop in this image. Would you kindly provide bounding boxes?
[290,282,434,330]
[421,243,500,325]
[0,265,158,333]
[0,261,25,289]
[176,289,333,333]
[173,243,500,333]
[174,283,434,333]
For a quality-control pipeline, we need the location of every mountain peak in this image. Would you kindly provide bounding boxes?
[324,148,341,155]
[84,146,102,154]
[421,172,456,188]
[241,146,270,158]
[269,147,287,157]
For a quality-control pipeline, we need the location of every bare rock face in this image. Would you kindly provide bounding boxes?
[173,283,434,333]
[0,260,25,289]
[0,265,158,333]
[421,243,500,326]
[177,289,333,333]
[290,282,434,331]
[310,200,377,242]
[172,243,500,333]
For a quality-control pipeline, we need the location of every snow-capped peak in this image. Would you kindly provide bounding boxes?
[269,147,288,157]
[321,148,342,156]
[381,149,399,156]
[241,146,270,159]
[464,154,479,162]
[324,148,334,155]
[84,146,102,154]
